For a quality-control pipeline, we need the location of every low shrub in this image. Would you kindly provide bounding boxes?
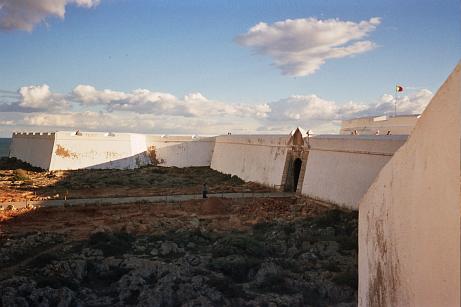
[12,169,30,181]
[336,235,357,251]
[323,261,340,272]
[206,276,250,299]
[254,272,296,294]
[35,275,80,291]
[209,255,261,282]
[28,252,59,268]
[88,232,134,257]
[252,221,273,233]
[332,270,358,289]
[212,234,268,257]
[312,209,343,227]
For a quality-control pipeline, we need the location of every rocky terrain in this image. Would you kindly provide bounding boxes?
[0,197,358,306]
[0,157,271,202]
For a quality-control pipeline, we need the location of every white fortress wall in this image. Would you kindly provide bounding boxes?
[301,135,407,210]
[340,115,419,135]
[210,135,289,187]
[358,63,460,306]
[146,135,215,167]
[9,132,56,169]
[49,131,149,170]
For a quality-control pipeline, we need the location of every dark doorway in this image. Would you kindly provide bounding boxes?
[293,158,302,192]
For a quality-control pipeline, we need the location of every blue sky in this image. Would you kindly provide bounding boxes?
[0,0,459,136]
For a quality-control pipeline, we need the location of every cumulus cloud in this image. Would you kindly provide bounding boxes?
[259,89,433,133]
[236,17,381,76]
[72,85,271,118]
[18,84,70,111]
[0,82,433,136]
[0,0,100,31]
[268,89,432,121]
[72,85,129,105]
[367,89,433,116]
[268,95,337,121]
[0,84,69,112]
[20,111,261,135]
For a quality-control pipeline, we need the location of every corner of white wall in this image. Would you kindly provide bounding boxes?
[358,62,461,306]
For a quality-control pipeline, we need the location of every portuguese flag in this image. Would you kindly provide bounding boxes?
[396,85,404,92]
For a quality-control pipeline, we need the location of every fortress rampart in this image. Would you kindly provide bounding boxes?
[358,62,460,306]
[10,130,407,210]
[302,135,407,210]
[146,135,215,167]
[211,135,289,188]
[10,132,56,170]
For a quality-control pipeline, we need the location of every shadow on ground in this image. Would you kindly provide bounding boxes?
[0,197,357,306]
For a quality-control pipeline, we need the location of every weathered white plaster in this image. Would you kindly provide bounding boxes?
[146,135,215,167]
[10,132,217,170]
[210,135,289,187]
[9,132,55,169]
[358,63,460,306]
[301,135,407,209]
[48,131,149,170]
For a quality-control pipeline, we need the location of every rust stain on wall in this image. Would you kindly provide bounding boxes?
[55,145,79,159]
[147,145,165,166]
[368,216,402,307]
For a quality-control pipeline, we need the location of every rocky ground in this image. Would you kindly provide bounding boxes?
[0,158,271,202]
[0,197,358,306]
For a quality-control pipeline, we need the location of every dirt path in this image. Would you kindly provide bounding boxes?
[0,191,294,209]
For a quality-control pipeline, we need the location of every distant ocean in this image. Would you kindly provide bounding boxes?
[0,138,11,157]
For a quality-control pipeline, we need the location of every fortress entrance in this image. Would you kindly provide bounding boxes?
[282,155,306,192]
[293,158,302,192]
[281,127,309,193]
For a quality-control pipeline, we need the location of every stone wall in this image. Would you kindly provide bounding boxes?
[49,131,150,170]
[300,135,407,210]
[9,132,56,170]
[146,135,215,167]
[358,63,460,306]
[10,131,408,210]
[210,135,289,187]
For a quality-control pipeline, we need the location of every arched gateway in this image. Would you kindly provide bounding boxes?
[281,127,309,193]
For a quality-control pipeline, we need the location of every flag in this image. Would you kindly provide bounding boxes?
[396,85,404,92]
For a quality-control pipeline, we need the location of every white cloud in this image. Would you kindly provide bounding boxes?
[20,111,262,135]
[18,84,70,111]
[268,95,337,121]
[72,85,129,105]
[0,82,433,137]
[0,119,14,125]
[71,85,271,118]
[0,0,100,31]
[258,89,433,133]
[344,89,433,119]
[236,17,381,76]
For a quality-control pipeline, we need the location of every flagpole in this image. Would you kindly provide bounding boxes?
[394,86,397,117]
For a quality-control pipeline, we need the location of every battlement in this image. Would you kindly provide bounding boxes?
[12,132,55,136]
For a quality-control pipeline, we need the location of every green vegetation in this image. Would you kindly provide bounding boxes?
[12,169,30,181]
[88,232,134,256]
[212,233,268,258]
[332,270,358,289]
[209,255,261,282]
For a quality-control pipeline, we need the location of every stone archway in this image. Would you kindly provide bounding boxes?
[293,158,302,192]
[281,127,309,193]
